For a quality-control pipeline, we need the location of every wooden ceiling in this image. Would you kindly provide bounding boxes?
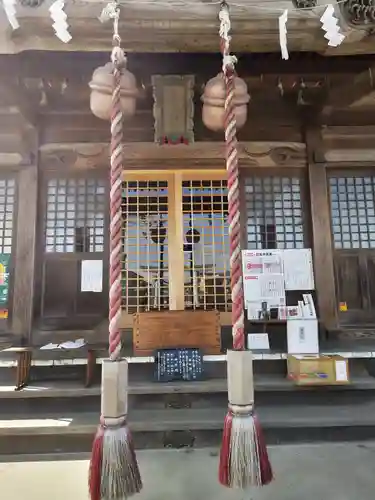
[0,0,375,54]
[0,52,374,133]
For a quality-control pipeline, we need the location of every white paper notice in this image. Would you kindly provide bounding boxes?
[244,275,262,303]
[247,333,270,351]
[59,338,86,349]
[247,301,262,320]
[81,260,103,292]
[244,273,285,306]
[335,360,348,382]
[283,249,315,291]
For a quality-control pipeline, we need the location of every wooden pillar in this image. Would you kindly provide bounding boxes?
[12,161,38,341]
[168,173,185,310]
[305,125,338,330]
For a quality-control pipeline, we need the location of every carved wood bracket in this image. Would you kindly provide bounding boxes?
[338,0,375,28]
[39,141,307,170]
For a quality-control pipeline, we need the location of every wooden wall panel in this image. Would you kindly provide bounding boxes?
[306,127,338,330]
[40,109,154,145]
[12,164,38,341]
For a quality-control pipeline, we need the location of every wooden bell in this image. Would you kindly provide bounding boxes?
[89,61,138,121]
[201,73,250,132]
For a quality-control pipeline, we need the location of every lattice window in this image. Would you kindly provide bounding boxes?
[0,178,15,254]
[245,176,304,250]
[182,179,230,312]
[329,176,375,249]
[121,180,169,313]
[45,178,106,253]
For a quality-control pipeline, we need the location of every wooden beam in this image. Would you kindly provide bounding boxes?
[167,173,185,310]
[305,126,338,331]
[40,142,307,170]
[322,21,368,58]
[322,109,375,127]
[12,163,38,341]
[0,80,37,127]
[0,53,373,80]
[119,311,232,328]
[324,67,375,113]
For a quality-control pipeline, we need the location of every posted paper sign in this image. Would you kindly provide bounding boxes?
[247,333,270,350]
[242,250,283,276]
[286,319,319,354]
[283,249,315,291]
[243,273,285,306]
[81,260,103,292]
[335,360,348,382]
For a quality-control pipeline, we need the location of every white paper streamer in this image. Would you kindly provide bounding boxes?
[49,0,72,43]
[320,4,345,47]
[278,9,289,60]
[2,0,19,30]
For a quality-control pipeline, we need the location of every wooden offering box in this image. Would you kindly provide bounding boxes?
[133,310,221,356]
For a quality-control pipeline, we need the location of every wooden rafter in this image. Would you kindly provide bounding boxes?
[0,79,38,126]
[324,66,375,112]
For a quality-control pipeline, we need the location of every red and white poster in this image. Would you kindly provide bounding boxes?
[242,250,285,318]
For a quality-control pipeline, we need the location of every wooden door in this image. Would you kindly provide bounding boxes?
[121,175,170,314]
[329,173,375,326]
[180,174,230,312]
[334,251,375,325]
[40,174,109,329]
[119,171,228,328]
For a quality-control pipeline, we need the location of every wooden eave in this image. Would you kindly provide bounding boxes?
[0,0,373,55]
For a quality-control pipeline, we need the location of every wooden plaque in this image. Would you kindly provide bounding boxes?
[151,75,195,144]
[133,310,221,356]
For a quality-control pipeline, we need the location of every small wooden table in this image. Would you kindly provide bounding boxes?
[3,343,107,391]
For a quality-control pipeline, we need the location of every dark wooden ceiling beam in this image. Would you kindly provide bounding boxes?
[0,52,375,80]
[324,66,375,112]
[0,80,38,127]
[321,108,375,126]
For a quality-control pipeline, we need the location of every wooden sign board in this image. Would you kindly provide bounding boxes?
[133,310,221,356]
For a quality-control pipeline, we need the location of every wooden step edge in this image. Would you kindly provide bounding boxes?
[1,406,375,437]
[0,376,375,400]
[2,375,375,399]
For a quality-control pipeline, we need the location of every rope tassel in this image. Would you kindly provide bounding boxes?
[219,351,273,489]
[89,3,142,499]
[217,1,273,490]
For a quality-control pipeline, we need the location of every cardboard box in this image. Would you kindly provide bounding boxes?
[287,355,350,386]
[287,318,319,354]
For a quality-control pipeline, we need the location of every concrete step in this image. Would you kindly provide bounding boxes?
[2,401,375,455]
[2,374,375,413]
[1,363,375,456]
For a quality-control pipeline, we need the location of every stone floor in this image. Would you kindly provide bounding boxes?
[1,442,375,500]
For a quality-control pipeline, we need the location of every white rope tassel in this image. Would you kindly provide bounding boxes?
[101,427,141,498]
[230,415,262,489]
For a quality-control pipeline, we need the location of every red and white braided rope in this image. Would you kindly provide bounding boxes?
[108,40,124,361]
[220,3,245,350]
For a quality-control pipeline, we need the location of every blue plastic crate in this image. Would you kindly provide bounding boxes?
[154,348,204,382]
